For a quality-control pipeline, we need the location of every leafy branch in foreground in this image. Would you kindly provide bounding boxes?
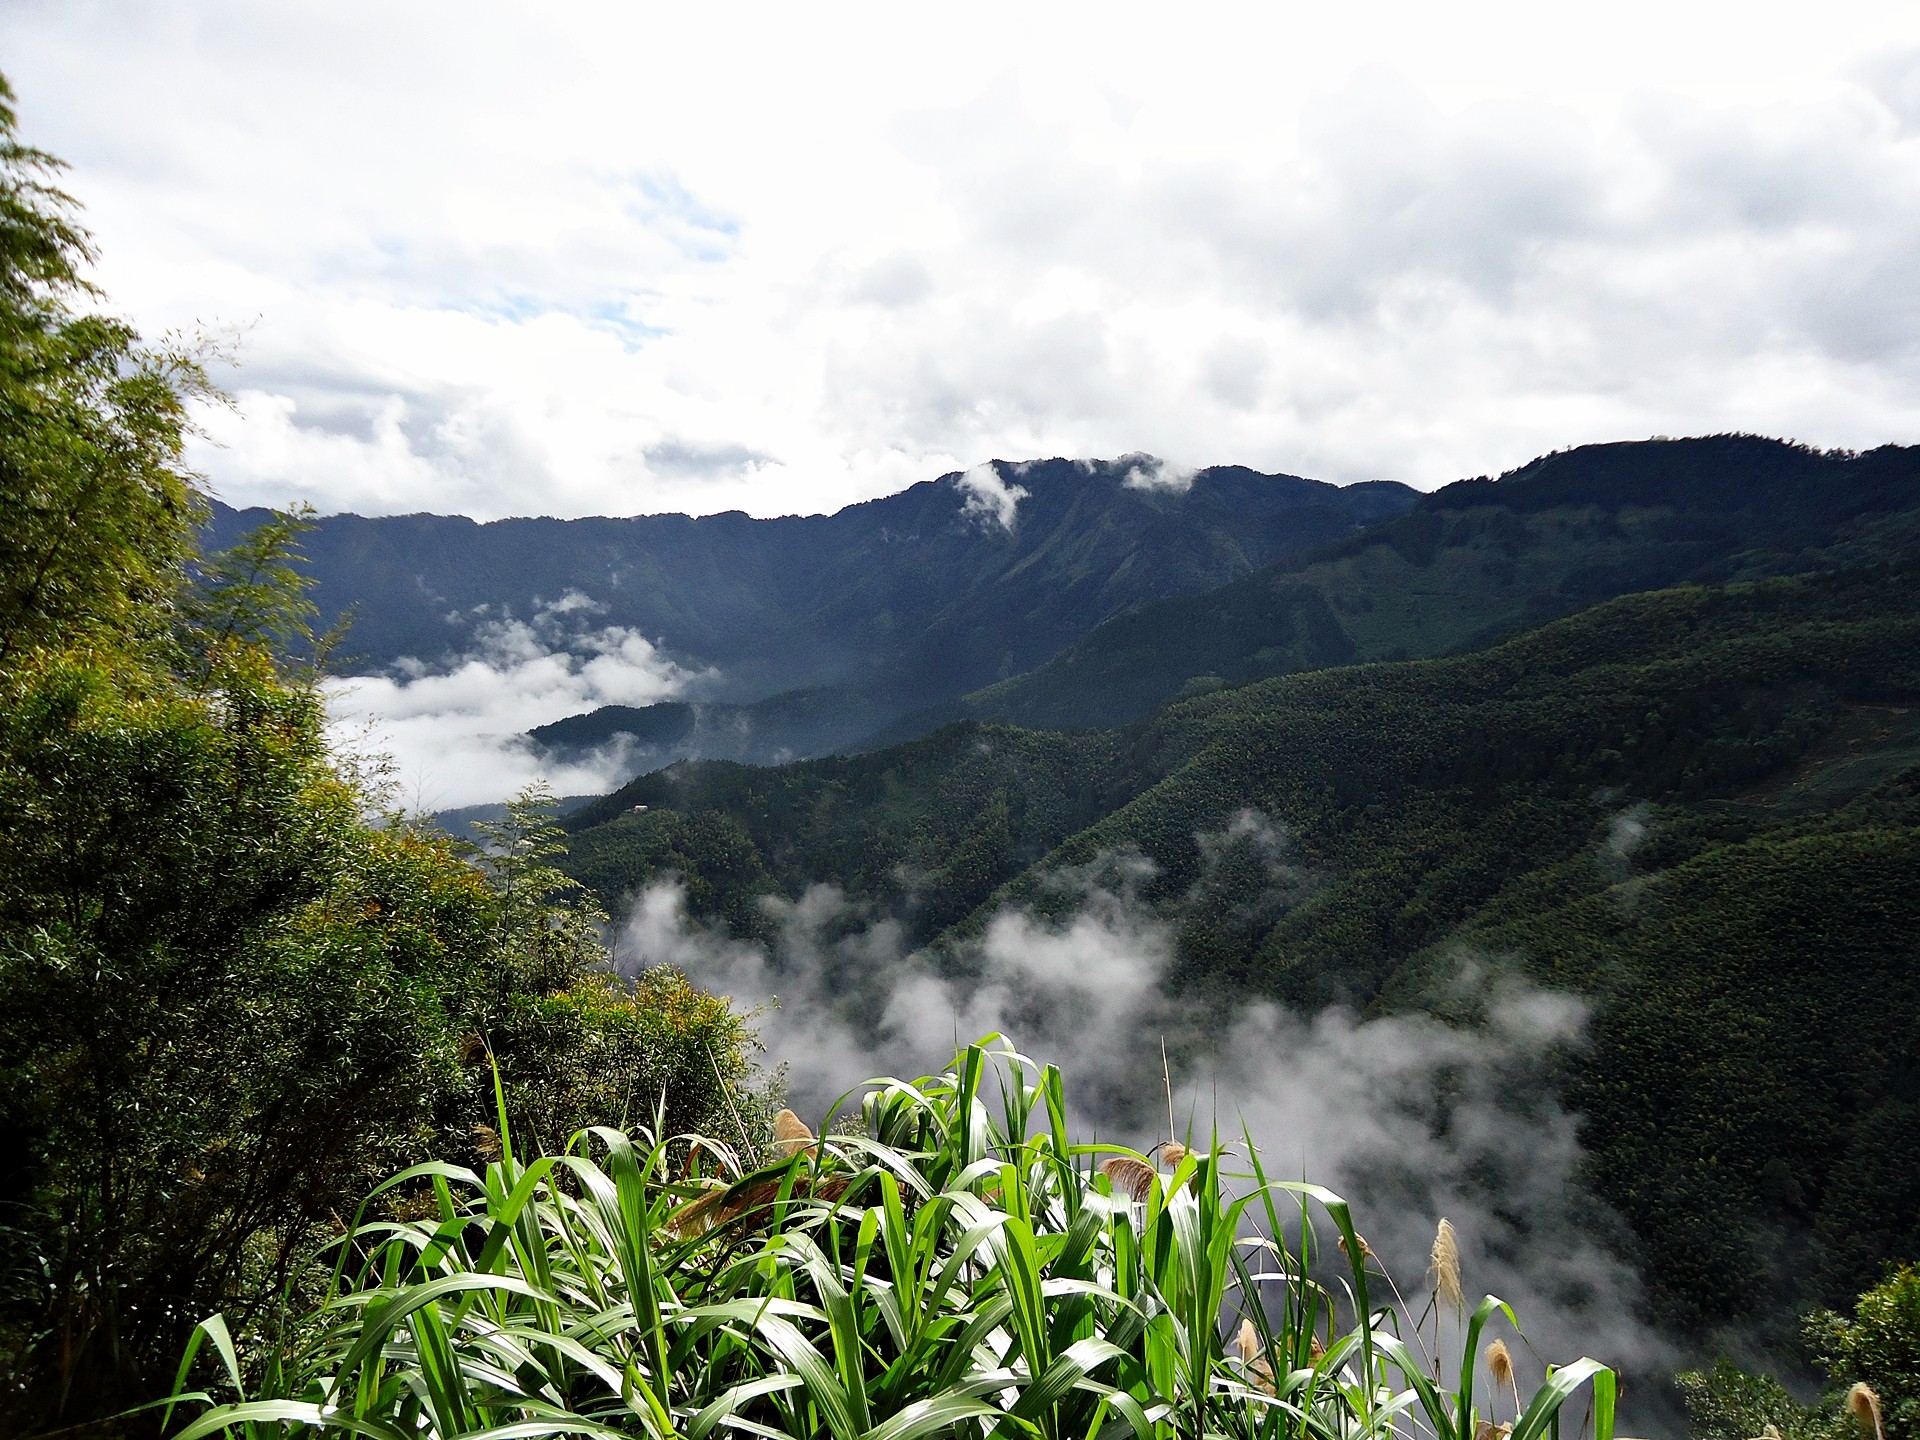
[166,1039,1616,1440]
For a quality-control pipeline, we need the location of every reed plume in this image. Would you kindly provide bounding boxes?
[1236,1317,1258,1360]
[471,1123,502,1163]
[670,1171,854,1239]
[1430,1217,1463,1310]
[1234,1316,1275,1394]
[1100,1155,1158,1202]
[667,1186,726,1239]
[772,1108,818,1160]
[1158,1141,1188,1168]
[1337,1232,1373,1261]
[1848,1382,1884,1440]
[1487,1337,1519,1414]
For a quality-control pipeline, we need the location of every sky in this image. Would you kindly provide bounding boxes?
[9,2,1920,520]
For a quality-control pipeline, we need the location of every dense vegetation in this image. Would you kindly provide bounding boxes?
[905,436,1920,736]
[0,82,753,1433]
[562,563,1920,1353]
[1682,1263,1920,1440]
[167,1040,1617,1440]
[3,51,1916,1439]
[563,725,1127,939]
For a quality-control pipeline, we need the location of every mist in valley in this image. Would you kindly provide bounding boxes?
[614,810,1682,1429]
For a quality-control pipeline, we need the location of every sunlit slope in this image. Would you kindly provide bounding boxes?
[906,436,1920,736]
[989,564,1920,998]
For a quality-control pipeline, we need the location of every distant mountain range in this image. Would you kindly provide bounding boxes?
[210,457,1412,764]
[215,435,1920,779]
[882,435,1920,737]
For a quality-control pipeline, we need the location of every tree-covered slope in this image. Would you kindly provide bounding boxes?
[903,436,1920,737]
[557,563,1920,1345]
[0,82,758,1429]
[563,722,1128,939]
[1456,823,1920,1342]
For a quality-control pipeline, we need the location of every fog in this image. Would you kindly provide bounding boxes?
[617,812,1675,1417]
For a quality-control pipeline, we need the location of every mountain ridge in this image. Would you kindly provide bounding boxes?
[209,458,1412,691]
[879,435,1920,738]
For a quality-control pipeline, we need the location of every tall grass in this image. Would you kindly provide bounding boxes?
[164,1039,1616,1439]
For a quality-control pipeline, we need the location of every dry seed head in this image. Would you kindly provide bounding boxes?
[1475,1423,1512,1440]
[1236,1317,1259,1360]
[1101,1155,1158,1202]
[1234,1317,1277,1395]
[1431,1217,1463,1310]
[471,1123,502,1163]
[1848,1383,1884,1440]
[1337,1232,1374,1260]
[1309,1336,1326,1361]
[1159,1141,1188,1168]
[1486,1338,1514,1390]
[772,1109,816,1159]
[668,1187,725,1240]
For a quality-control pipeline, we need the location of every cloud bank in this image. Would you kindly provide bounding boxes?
[327,593,704,810]
[8,4,1920,519]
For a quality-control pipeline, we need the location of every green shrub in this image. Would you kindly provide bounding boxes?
[1809,1264,1920,1440]
[1675,1358,1827,1440]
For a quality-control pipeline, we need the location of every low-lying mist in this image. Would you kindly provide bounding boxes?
[614,810,1676,1420]
[325,591,704,809]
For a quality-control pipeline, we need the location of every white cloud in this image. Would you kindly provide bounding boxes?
[1117,453,1197,493]
[7,2,1920,519]
[953,461,1030,529]
[326,594,707,810]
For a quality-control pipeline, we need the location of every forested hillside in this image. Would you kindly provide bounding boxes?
[558,563,1920,1346]
[894,436,1920,737]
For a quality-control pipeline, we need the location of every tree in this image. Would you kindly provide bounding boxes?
[0,74,208,667]
[0,74,758,1430]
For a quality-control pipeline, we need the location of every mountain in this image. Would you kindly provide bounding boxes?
[883,436,1920,737]
[554,560,1920,1348]
[211,458,1412,720]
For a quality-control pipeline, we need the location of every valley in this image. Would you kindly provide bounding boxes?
[456,444,1920,1394]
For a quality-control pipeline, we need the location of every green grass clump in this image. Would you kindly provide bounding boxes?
[165,1040,1614,1440]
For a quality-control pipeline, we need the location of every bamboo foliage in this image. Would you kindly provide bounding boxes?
[165,1040,1616,1440]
